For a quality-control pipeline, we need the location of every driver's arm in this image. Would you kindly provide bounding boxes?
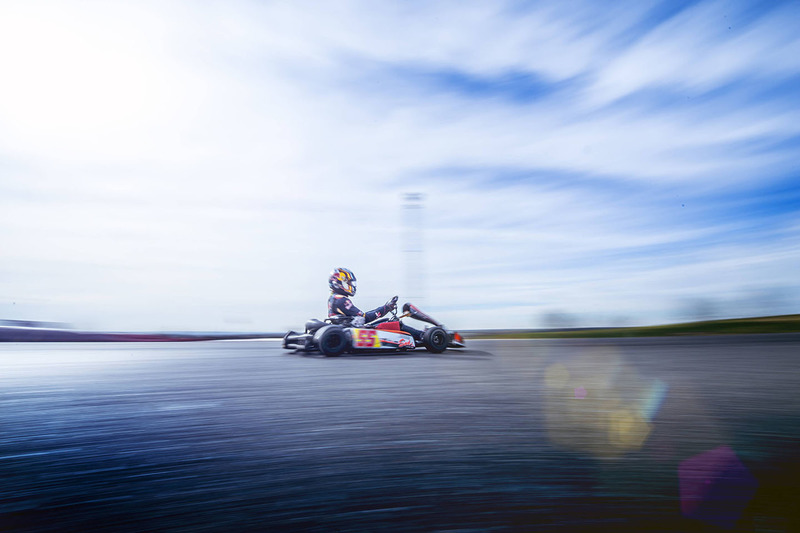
[364,296,398,322]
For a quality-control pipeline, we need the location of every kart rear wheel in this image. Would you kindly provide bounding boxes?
[423,327,448,353]
[315,326,348,357]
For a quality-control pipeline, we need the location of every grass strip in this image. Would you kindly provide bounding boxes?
[470,314,800,339]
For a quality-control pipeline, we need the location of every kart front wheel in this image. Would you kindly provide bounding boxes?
[423,327,448,353]
[315,326,348,357]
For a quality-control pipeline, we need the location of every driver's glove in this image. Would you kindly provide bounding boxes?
[385,295,398,312]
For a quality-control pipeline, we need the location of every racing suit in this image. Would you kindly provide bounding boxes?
[328,294,394,323]
[328,294,424,341]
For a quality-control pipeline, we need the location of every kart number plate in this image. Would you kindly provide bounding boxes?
[353,329,381,348]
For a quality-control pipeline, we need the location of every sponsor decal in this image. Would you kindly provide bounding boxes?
[398,337,414,348]
[353,329,381,348]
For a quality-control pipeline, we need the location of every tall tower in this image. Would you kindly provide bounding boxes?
[402,193,425,304]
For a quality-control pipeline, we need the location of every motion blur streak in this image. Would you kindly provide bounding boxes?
[1,337,799,531]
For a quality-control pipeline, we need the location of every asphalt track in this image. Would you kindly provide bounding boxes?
[1,337,799,532]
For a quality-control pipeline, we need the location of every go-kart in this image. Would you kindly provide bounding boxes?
[283,303,465,356]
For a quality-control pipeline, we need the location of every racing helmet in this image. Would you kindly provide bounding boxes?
[329,267,357,296]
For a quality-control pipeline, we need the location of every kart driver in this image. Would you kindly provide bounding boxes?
[328,267,423,340]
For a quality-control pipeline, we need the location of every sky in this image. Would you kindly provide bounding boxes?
[0,0,798,332]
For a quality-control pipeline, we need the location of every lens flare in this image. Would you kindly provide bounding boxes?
[679,445,758,529]
[641,378,668,422]
[608,409,651,450]
[545,363,570,389]
[543,348,665,459]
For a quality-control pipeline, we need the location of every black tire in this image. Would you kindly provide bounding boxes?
[422,327,448,353]
[315,326,348,357]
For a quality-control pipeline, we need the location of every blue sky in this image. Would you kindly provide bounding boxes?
[0,0,798,331]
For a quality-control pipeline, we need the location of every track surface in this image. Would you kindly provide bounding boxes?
[1,337,799,532]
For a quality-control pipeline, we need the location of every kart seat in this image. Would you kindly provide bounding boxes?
[305,319,326,332]
[376,321,402,331]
